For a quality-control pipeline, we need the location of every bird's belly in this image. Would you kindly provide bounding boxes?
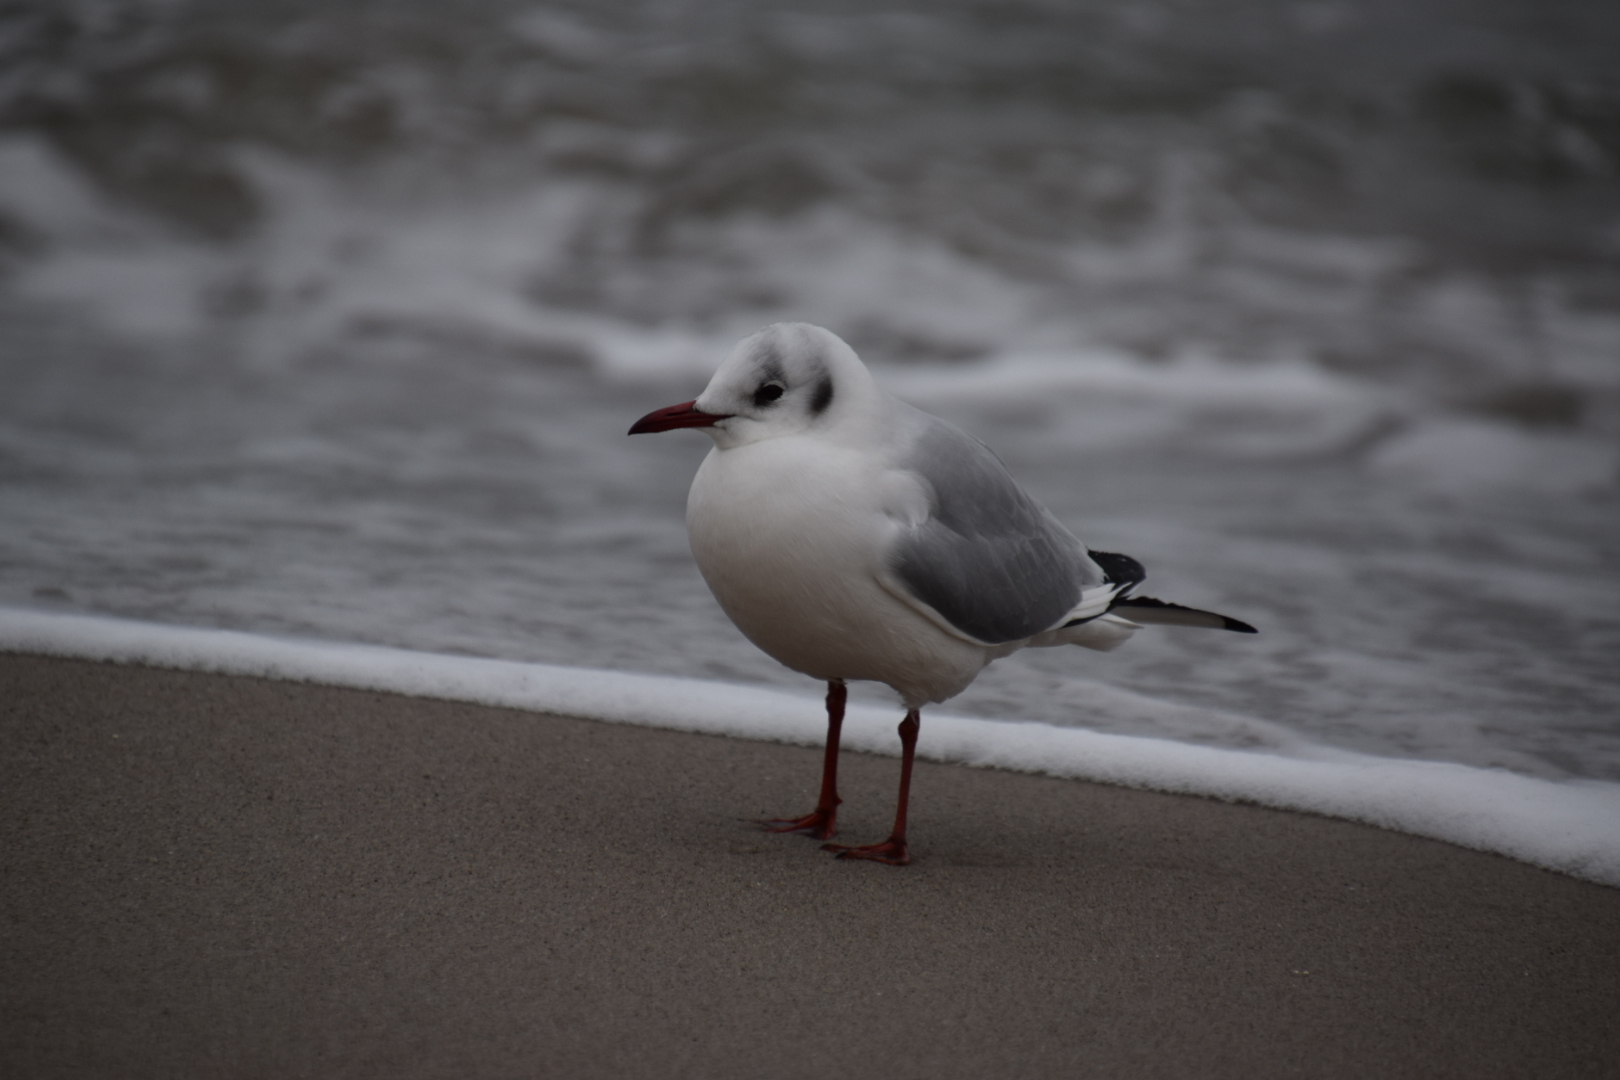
[687,442,990,704]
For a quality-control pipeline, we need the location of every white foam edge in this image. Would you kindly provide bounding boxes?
[879,347,1374,409]
[4,606,1617,888]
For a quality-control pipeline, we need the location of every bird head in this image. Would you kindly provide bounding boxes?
[628,323,878,448]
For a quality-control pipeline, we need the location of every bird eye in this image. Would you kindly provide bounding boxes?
[752,384,785,407]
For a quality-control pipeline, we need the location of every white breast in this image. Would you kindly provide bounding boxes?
[686,434,994,706]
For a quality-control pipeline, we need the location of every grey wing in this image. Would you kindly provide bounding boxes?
[888,413,1104,645]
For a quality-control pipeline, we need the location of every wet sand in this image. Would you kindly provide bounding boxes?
[3,653,1617,1079]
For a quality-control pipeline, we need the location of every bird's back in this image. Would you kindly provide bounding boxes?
[887,406,1105,645]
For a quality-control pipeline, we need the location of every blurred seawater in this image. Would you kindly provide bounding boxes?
[1,0,1617,778]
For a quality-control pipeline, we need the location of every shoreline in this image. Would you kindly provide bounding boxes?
[4,654,1618,1078]
[3,606,1619,889]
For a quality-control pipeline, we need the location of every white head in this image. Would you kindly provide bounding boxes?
[629,323,881,448]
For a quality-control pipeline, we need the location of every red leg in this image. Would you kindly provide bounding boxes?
[760,680,846,841]
[823,708,919,866]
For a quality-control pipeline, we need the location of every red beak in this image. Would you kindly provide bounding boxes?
[627,400,732,435]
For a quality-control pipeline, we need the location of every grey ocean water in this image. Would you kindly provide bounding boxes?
[1,0,1617,778]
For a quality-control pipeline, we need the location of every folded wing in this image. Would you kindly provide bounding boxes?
[885,413,1107,645]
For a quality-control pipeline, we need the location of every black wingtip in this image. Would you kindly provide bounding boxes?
[1089,549,1146,589]
[1110,595,1258,634]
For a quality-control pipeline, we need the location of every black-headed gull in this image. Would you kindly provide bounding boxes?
[630,323,1254,865]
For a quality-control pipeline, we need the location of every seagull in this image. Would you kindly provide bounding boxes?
[630,323,1255,865]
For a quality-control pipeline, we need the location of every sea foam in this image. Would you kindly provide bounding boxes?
[3,606,1616,888]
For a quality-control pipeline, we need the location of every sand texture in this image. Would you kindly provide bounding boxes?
[3,654,1617,1079]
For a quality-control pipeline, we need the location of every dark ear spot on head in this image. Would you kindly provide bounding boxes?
[810,376,834,416]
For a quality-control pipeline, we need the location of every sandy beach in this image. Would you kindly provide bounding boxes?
[3,653,1617,1079]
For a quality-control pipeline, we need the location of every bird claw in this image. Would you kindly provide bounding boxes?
[821,838,910,865]
[759,808,837,840]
